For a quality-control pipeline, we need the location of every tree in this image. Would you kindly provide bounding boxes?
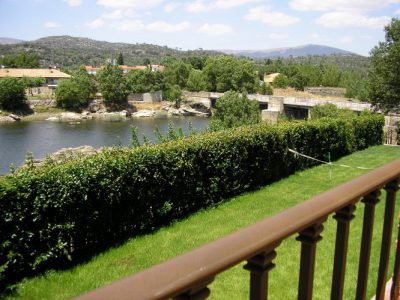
[117,52,124,65]
[186,69,208,92]
[210,91,261,130]
[55,79,91,110]
[368,18,400,113]
[0,52,40,68]
[165,84,182,108]
[272,74,289,88]
[97,63,129,108]
[163,59,192,89]
[203,56,258,93]
[0,77,27,110]
[126,69,164,94]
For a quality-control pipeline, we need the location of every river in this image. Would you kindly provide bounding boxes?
[0,117,209,175]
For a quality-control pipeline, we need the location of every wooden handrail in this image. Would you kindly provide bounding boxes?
[76,159,400,300]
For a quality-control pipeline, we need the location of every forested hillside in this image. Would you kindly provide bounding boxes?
[0,36,221,67]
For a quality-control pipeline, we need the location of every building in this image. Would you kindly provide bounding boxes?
[85,64,164,75]
[0,68,71,87]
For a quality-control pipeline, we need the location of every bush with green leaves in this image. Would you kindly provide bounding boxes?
[210,91,261,130]
[258,82,273,95]
[97,63,129,108]
[0,77,27,110]
[0,113,384,290]
[55,79,91,110]
[272,74,289,88]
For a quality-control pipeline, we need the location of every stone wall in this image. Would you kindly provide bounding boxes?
[127,91,162,103]
[304,87,346,97]
[28,99,57,107]
[26,86,54,95]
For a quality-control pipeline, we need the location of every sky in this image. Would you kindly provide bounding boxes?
[0,0,400,56]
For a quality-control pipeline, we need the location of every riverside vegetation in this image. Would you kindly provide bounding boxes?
[0,112,383,293]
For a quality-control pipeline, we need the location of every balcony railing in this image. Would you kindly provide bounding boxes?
[76,160,400,300]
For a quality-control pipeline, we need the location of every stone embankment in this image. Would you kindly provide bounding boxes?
[44,102,210,122]
[0,114,21,123]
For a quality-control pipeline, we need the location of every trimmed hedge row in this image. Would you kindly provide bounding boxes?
[0,114,384,289]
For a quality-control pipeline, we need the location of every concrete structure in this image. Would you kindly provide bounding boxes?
[304,87,346,97]
[127,91,162,103]
[0,68,71,87]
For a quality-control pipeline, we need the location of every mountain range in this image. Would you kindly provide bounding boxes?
[221,44,359,59]
[0,36,363,68]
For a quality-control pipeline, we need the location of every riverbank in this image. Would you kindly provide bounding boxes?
[0,100,211,123]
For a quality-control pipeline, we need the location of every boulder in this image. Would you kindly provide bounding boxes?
[0,116,16,123]
[132,110,156,117]
[60,112,83,121]
[46,117,59,122]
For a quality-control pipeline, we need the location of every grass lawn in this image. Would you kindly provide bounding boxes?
[6,145,400,300]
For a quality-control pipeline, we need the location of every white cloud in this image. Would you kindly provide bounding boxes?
[186,0,258,12]
[85,18,105,29]
[316,11,391,29]
[396,8,400,14]
[310,33,319,39]
[112,20,145,31]
[96,0,164,9]
[164,2,179,12]
[44,21,61,28]
[244,6,300,26]
[268,33,288,40]
[198,23,233,36]
[101,9,136,19]
[290,0,400,12]
[64,0,82,6]
[147,21,190,32]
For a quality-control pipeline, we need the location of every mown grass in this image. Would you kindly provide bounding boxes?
[6,145,400,300]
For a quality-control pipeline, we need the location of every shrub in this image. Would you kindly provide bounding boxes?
[210,91,261,130]
[259,82,273,95]
[272,74,289,88]
[55,79,91,110]
[0,77,26,110]
[0,114,384,290]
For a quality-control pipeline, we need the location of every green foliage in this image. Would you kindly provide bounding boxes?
[0,113,383,290]
[55,68,95,110]
[289,73,307,91]
[0,77,27,110]
[310,104,355,120]
[368,18,400,113]
[97,63,129,108]
[164,84,182,108]
[0,52,40,68]
[210,91,261,130]
[272,74,289,88]
[321,64,341,87]
[186,69,208,92]
[162,59,192,89]
[125,69,164,94]
[20,77,45,88]
[258,82,273,95]
[55,80,89,110]
[117,52,124,65]
[203,56,258,93]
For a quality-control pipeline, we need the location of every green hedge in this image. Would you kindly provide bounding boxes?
[0,114,384,290]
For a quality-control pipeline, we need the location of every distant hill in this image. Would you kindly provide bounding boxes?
[0,37,24,45]
[0,35,222,68]
[221,44,361,59]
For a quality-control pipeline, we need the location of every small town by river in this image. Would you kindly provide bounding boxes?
[0,117,209,175]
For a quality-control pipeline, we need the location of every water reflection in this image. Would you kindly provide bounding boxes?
[0,117,209,174]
